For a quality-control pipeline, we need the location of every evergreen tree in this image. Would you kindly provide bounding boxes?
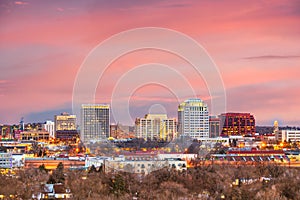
[38,164,48,173]
[53,162,65,183]
[88,165,97,174]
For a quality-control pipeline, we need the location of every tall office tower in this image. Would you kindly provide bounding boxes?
[135,114,177,141]
[178,98,209,139]
[81,104,110,142]
[43,120,55,138]
[54,112,76,132]
[209,116,220,138]
[219,113,255,136]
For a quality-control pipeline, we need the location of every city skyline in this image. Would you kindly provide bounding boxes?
[0,0,300,126]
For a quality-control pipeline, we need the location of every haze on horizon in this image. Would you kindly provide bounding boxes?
[0,0,300,126]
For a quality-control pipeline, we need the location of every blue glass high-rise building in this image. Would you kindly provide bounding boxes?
[81,104,110,142]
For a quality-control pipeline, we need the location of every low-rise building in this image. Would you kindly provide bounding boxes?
[11,153,25,168]
[0,152,12,168]
[197,137,230,146]
[85,156,113,168]
[33,183,73,199]
[211,149,290,163]
[281,130,300,142]
[105,159,187,174]
[85,153,188,174]
[157,153,197,161]
[20,131,49,141]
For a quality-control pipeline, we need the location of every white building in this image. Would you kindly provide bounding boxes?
[281,130,300,142]
[135,114,177,141]
[85,156,113,168]
[178,98,209,139]
[196,137,230,146]
[33,183,73,200]
[157,153,197,161]
[43,120,55,138]
[12,154,25,168]
[0,152,12,168]
[85,154,188,174]
[105,159,187,174]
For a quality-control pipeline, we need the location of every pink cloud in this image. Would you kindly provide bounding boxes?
[56,7,64,12]
[14,1,28,5]
[0,80,8,84]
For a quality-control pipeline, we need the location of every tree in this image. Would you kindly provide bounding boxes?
[88,165,97,174]
[16,168,49,198]
[109,174,127,197]
[52,162,65,183]
[66,170,109,199]
[47,175,56,184]
[38,164,48,173]
[266,164,283,178]
[158,181,188,199]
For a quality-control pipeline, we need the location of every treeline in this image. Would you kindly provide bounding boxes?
[0,163,300,199]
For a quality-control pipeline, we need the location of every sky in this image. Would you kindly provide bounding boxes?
[0,0,300,126]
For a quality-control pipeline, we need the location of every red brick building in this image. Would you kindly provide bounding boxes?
[219,113,255,136]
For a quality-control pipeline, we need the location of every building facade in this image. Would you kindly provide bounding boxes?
[274,121,281,141]
[281,130,300,142]
[81,104,110,142]
[85,155,187,174]
[0,152,12,169]
[20,131,50,141]
[0,125,15,139]
[178,98,209,139]
[56,130,79,141]
[105,159,187,174]
[219,113,255,136]
[43,120,55,138]
[135,114,177,141]
[110,124,135,139]
[209,116,220,138]
[54,113,76,133]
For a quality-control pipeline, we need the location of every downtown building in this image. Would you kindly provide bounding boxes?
[219,113,255,136]
[280,130,300,142]
[54,112,76,132]
[135,114,177,141]
[110,124,135,139]
[43,120,55,138]
[209,116,221,138]
[20,130,50,141]
[178,98,209,139]
[54,113,78,140]
[81,104,110,142]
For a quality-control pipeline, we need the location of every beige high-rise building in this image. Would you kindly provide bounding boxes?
[135,114,177,141]
[54,112,76,132]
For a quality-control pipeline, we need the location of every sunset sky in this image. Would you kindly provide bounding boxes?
[0,0,300,126]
